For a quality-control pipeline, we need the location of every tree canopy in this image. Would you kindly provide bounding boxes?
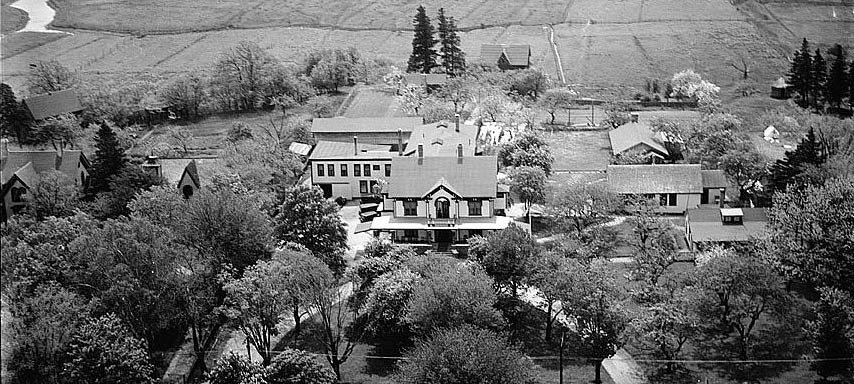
[407,6,438,74]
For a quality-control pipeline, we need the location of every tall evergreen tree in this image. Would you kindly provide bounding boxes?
[825,44,847,108]
[810,48,828,109]
[436,8,466,77]
[88,123,127,194]
[848,60,854,110]
[407,6,438,74]
[767,127,826,195]
[788,38,812,105]
[0,83,29,144]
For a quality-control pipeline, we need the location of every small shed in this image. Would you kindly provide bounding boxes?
[770,77,792,99]
[22,89,84,120]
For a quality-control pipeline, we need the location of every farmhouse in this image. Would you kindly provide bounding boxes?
[366,151,513,252]
[607,164,726,214]
[310,117,423,148]
[403,116,481,157]
[1,149,89,221]
[480,44,531,69]
[685,207,768,250]
[608,121,669,161]
[22,89,84,120]
[309,139,397,199]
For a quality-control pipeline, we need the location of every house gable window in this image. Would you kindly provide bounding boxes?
[10,187,26,203]
[403,200,418,216]
[468,200,482,216]
[340,164,348,176]
[316,163,324,177]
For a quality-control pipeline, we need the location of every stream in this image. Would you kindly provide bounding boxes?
[8,0,70,34]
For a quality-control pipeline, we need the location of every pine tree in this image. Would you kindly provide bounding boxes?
[810,48,827,109]
[825,44,847,109]
[88,123,127,194]
[767,127,826,195]
[407,6,438,74]
[0,83,29,144]
[437,8,466,77]
[788,38,812,104]
[848,60,854,110]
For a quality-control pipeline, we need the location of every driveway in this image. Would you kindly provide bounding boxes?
[339,202,373,263]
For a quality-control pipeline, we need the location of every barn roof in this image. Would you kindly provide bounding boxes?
[608,122,668,156]
[23,89,84,120]
[607,164,704,194]
[480,44,531,66]
[388,156,497,198]
[311,117,424,134]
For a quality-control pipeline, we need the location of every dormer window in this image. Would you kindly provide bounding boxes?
[720,208,744,225]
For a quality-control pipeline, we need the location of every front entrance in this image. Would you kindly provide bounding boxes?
[434,230,453,251]
[318,184,333,198]
[435,198,450,219]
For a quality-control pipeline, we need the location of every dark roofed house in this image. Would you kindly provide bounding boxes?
[22,89,84,120]
[311,117,424,148]
[686,207,768,250]
[368,152,517,252]
[607,164,726,214]
[480,44,531,69]
[1,149,89,222]
[608,122,669,161]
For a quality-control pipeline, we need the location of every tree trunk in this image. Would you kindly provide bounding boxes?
[594,360,603,384]
[545,300,553,341]
[292,298,301,337]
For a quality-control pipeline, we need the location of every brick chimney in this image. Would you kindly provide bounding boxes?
[455,113,460,132]
[397,129,403,156]
[417,143,423,158]
[457,144,463,158]
[141,155,162,179]
[719,188,726,208]
[353,136,358,155]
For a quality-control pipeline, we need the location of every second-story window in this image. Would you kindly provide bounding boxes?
[316,163,324,177]
[385,164,391,177]
[354,164,361,177]
[341,164,348,176]
[403,200,418,216]
[10,187,26,203]
[363,164,371,177]
[327,164,335,177]
[468,200,482,216]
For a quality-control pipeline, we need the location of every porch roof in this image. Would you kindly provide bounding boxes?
[369,215,517,231]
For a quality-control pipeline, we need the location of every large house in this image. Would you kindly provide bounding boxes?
[480,44,531,69]
[1,148,89,221]
[310,117,423,148]
[685,208,768,250]
[607,164,727,214]
[608,121,669,161]
[364,150,515,252]
[22,89,84,121]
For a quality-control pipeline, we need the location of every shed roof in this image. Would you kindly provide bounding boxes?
[607,164,703,194]
[388,156,497,198]
[404,121,480,157]
[688,208,769,243]
[311,117,423,134]
[700,170,728,188]
[23,89,84,120]
[308,140,394,160]
[608,122,668,156]
[480,44,531,67]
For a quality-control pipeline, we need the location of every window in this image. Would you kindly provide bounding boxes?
[316,163,324,177]
[469,229,483,237]
[404,229,419,239]
[340,164,348,176]
[659,193,677,206]
[385,164,391,177]
[10,187,26,203]
[359,181,368,194]
[327,164,335,177]
[363,164,371,177]
[403,200,418,216]
[372,164,380,171]
[468,200,482,216]
[354,164,361,177]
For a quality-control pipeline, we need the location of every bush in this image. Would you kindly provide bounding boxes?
[308,95,336,118]
[334,196,347,206]
[266,348,337,384]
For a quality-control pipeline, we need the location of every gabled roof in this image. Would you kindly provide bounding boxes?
[608,122,668,157]
[688,208,769,243]
[311,117,424,134]
[404,121,479,157]
[308,141,395,160]
[388,156,497,198]
[23,89,84,120]
[607,164,704,194]
[1,150,79,185]
[423,177,462,199]
[772,77,790,88]
[57,150,83,177]
[480,44,531,67]
[288,142,312,156]
[183,160,200,187]
[700,170,728,188]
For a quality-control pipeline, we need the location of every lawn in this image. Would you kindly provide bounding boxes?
[543,130,611,172]
[342,86,405,118]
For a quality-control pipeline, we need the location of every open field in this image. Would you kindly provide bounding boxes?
[3,0,849,99]
[0,4,28,34]
[343,87,406,118]
[545,130,612,172]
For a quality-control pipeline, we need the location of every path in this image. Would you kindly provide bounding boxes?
[544,24,566,85]
[602,349,648,384]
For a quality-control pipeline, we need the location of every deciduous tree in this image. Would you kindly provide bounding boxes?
[498,131,554,175]
[27,60,78,94]
[539,88,574,125]
[64,314,154,384]
[204,353,266,384]
[266,348,337,384]
[23,170,79,220]
[162,73,207,120]
[721,147,768,206]
[469,224,538,296]
[508,166,547,218]
[545,182,620,233]
[808,287,854,380]
[210,41,280,111]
